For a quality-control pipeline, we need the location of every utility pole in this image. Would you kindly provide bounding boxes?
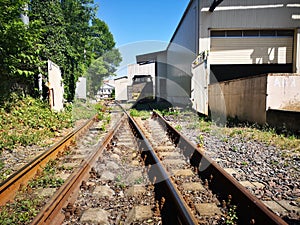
[20,4,29,25]
[21,3,43,99]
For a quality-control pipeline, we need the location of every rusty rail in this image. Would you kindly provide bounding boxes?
[126,110,199,225]
[30,114,126,225]
[0,115,97,206]
[152,110,288,225]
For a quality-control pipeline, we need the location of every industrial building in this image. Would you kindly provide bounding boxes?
[114,63,155,102]
[135,0,300,129]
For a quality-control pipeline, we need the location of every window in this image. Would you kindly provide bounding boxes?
[211,30,294,38]
[211,30,226,37]
[227,30,242,37]
[243,30,259,37]
[260,30,276,36]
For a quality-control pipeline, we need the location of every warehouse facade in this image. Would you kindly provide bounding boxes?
[138,0,300,115]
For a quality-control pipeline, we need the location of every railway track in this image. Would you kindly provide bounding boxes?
[0,104,289,224]
[0,114,97,206]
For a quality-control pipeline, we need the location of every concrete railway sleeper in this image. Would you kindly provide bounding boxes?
[60,110,198,225]
[134,110,288,225]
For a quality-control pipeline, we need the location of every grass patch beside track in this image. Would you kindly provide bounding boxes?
[0,95,73,152]
[197,116,300,153]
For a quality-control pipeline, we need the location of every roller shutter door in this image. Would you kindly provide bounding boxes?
[210,37,293,65]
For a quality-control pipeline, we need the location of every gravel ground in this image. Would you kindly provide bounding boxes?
[164,112,300,224]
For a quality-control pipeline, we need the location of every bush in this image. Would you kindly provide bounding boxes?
[0,96,73,152]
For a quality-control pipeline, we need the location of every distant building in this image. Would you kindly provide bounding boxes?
[96,81,115,100]
[114,63,156,102]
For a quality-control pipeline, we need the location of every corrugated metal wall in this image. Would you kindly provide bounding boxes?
[210,37,293,65]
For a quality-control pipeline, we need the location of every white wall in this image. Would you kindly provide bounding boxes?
[48,60,64,111]
[114,77,129,101]
[75,77,87,100]
[267,74,300,111]
[191,61,209,114]
[296,29,300,73]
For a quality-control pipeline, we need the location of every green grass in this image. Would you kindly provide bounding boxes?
[0,96,73,152]
[28,160,64,189]
[0,160,63,225]
[0,197,41,225]
[71,100,97,120]
[195,117,300,152]
[129,109,151,119]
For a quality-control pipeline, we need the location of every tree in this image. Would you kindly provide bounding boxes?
[89,18,116,59]
[0,0,122,103]
[0,0,43,102]
[30,0,77,101]
[87,48,122,97]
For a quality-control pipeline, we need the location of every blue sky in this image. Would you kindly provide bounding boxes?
[95,0,190,76]
[96,0,190,47]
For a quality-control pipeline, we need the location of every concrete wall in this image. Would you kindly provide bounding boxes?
[114,77,128,102]
[75,77,87,100]
[267,109,300,132]
[48,60,64,111]
[208,73,300,126]
[266,74,300,111]
[208,75,268,124]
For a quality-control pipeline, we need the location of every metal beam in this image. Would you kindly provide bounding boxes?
[209,0,224,12]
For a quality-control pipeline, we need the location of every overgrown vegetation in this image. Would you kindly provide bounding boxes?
[0,160,62,225]
[197,115,300,152]
[28,160,64,188]
[0,0,121,103]
[0,197,42,225]
[72,100,97,121]
[0,95,73,152]
[129,109,151,119]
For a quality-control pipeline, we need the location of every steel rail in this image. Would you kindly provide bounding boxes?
[0,115,97,206]
[152,111,288,225]
[126,110,199,225]
[31,113,126,225]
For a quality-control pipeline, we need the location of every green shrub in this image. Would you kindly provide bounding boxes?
[0,96,73,152]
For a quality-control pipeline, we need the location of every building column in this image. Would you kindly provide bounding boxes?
[295,28,300,73]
